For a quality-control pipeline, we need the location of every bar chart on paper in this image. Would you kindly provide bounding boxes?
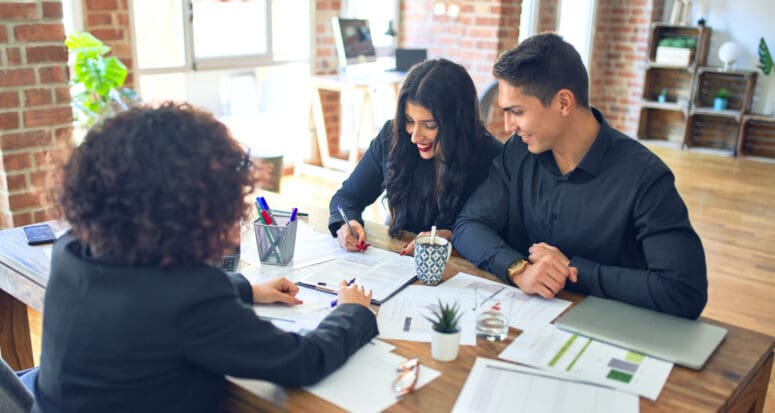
[499,324,673,400]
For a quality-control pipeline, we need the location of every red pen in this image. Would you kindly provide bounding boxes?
[261,210,273,225]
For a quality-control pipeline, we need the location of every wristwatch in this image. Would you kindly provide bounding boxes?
[507,259,530,281]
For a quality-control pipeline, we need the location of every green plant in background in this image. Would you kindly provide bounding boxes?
[658,36,697,49]
[65,31,139,129]
[424,300,463,334]
[758,37,773,76]
[716,87,730,99]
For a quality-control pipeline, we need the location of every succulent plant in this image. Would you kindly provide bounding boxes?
[424,300,463,334]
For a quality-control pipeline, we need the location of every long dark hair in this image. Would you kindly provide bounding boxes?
[384,58,487,236]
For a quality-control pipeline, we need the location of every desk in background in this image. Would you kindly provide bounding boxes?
[0,212,772,412]
[307,70,405,173]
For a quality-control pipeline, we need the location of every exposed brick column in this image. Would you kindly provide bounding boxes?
[538,0,558,33]
[82,0,134,88]
[589,0,656,136]
[310,0,342,164]
[0,1,74,228]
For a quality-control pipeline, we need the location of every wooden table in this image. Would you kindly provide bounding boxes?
[0,216,772,412]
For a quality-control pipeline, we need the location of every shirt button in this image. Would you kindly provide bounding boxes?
[551,213,558,220]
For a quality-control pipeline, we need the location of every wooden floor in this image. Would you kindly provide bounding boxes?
[26,144,775,412]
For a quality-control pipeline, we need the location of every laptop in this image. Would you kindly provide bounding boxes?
[555,296,727,370]
[390,48,427,72]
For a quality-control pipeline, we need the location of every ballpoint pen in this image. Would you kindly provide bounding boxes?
[330,277,356,308]
[337,204,370,251]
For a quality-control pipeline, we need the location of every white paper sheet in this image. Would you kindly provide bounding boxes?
[499,324,672,401]
[452,357,638,413]
[441,272,572,331]
[252,287,334,334]
[376,285,477,345]
[304,341,440,413]
[296,245,416,304]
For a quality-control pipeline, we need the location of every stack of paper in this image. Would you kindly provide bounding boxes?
[499,324,672,400]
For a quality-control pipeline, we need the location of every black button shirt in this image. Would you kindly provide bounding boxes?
[453,109,707,319]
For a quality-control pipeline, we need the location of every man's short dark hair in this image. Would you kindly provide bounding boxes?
[493,33,590,108]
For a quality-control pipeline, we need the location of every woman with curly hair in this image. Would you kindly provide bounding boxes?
[329,58,502,254]
[33,103,377,412]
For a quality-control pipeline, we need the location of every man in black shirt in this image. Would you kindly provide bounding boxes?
[453,33,707,319]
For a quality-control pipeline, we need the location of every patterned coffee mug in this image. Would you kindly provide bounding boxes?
[414,235,452,285]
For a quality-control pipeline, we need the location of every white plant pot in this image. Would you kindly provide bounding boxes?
[431,330,461,362]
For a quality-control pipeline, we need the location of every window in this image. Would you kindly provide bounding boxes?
[557,0,597,68]
[518,0,540,44]
[131,0,313,162]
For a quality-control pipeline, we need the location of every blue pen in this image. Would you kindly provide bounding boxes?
[289,207,299,223]
[330,277,357,308]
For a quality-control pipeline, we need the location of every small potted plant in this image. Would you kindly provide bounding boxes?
[424,300,464,361]
[657,87,668,103]
[714,88,730,110]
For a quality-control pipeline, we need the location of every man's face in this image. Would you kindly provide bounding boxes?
[497,80,563,154]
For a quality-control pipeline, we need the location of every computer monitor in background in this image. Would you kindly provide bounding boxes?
[332,17,377,69]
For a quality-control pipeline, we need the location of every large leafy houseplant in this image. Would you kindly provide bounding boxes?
[65,31,139,129]
[758,37,773,76]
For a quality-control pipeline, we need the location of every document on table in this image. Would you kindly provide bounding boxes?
[296,246,416,304]
[499,324,672,400]
[452,357,638,413]
[441,272,572,331]
[376,285,477,345]
[252,287,334,334]
[304,340,441,413]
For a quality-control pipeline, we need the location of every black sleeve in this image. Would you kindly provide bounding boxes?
[453,141,525,281]
[181,275,379,386]
[328,121,392,236]
[226,272,253,305]
[570,169,708,319]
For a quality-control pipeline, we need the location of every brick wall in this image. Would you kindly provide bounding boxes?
[0,1,73,228]
[400,1,520,90]
[82,0,134,88]
[310,0,342,163]
[589,0,657,136]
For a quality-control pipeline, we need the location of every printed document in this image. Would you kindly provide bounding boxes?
[252,287,334,334]
[452,357,638,413]
[441,272,572,331]
[303,340,441,413]
[377,285,477,345]
[499,324,672,400]
[297,246,416,304]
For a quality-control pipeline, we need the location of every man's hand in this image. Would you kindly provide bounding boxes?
[336,220,369,251]
[512,243,578,299]
[252,277,303,305]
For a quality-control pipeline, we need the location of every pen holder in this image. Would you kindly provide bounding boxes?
[254,214,298,266]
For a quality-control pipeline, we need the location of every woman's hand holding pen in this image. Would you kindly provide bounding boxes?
[252,277,303,305]
[335,279,373,308]
[401,229,452,256]
[336,220,369,252]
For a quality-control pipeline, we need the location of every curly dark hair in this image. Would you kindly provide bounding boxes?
[384,58,489,236]
[58,102,255,268]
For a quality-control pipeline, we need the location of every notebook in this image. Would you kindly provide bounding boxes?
[555,296,727,370]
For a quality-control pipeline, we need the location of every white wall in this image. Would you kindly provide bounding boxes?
[664,0,775,115]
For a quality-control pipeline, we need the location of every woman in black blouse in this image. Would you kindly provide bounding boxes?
[329,58,502,254]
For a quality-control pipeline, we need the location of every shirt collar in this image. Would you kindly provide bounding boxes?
[573,107,611,177]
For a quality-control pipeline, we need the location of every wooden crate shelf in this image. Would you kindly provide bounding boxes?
[643,67,694,104]
[647,24,711,67]
[685,114,739,152]
[691,68,757,118]
[737,115,775,158]
[638,107,687,143]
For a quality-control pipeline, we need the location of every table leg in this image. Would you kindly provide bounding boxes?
[0,288,34,370]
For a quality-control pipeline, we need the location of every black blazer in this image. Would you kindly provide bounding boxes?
[33,235,378,412]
